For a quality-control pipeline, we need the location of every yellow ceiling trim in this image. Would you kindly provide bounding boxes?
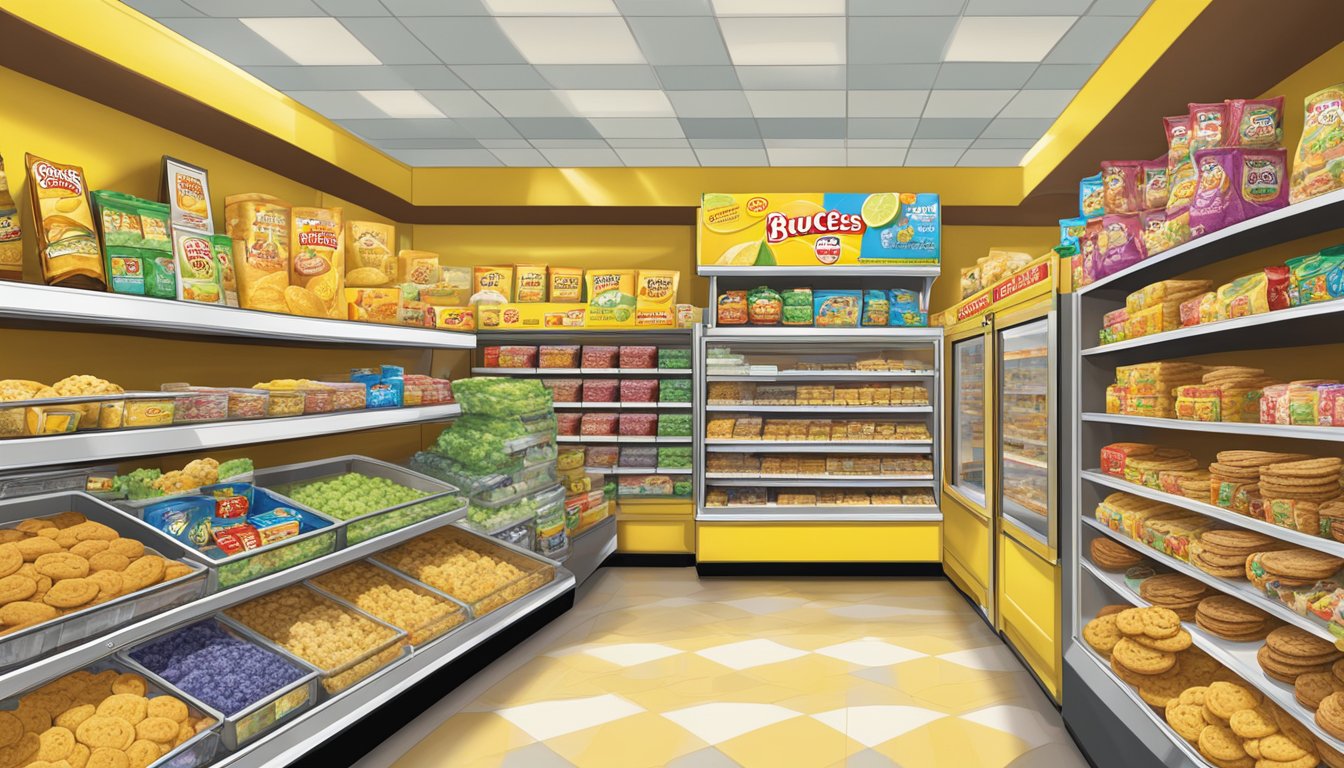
[1020,0,1211,195]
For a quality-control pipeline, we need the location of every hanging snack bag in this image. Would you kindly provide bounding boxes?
[747,285,783,325]
[172,226,222,305]
[1290,84,1344,203]
[24,153,105,290]
[515,264,547,302]
[289,206,344,318]
[1188,147,1239,237]
[636,269,679,326]
[1237,147,1289,219]
[225,193,291,312]
[1140,159,1169,210]
[1287,245,1344,306]
[1059,216,1087,252]
[1079,173,1104,219]
[472,265,512,303]
[1100,160,1142,214]
[212,234,239,307]
[549,267,583,302]
[1099,213,1146,278]
[344,220,395,287]
[781,288,812,326]
[860,290,889,326]
[1227,96,1284,148]
[717,291,748,325]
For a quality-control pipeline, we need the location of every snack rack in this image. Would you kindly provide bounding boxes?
[1062,189,1344,768]
[693,264,943,568]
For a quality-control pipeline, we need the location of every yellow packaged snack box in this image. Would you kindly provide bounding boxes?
[289,206,345,319]
[472,265,512,302]
[225,193,291,312]
[398,249,440,286]
[434,306,476,332]
[345,287,400,324]
[635,269,679,326]
[345,220,395,287]
[585,269,636,325]
[549,267,583,302]
[514,264,547,302]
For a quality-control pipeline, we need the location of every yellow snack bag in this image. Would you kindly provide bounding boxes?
[225,193,291,312]
[548,267,583,302]
[345,220,395,287]
[585,269,636,325]
[514,264,546,302]
[289,206,344,319]
[472,265,512,301]
[634,269,679,326]
[399,250,440,285]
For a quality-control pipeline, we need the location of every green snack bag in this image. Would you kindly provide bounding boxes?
[92,190,143,248]
[781,288,813,326]
[144,248,177,299]
[104,245,146,295]
[137,201,172,251]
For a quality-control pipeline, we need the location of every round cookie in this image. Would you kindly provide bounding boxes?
[105,539,143,559]
[13,701,51,733]
[86,553,129,574]
[1083,614,1123,656]
[1139,670,1193,708]
[68,542,107,559]
[162,563,193,582]
[75,716,134,751]
[0,573,37,604]
[1199,723,1250,762]
[0,599,57,628]
[66,522,117,543]
[1113,637,1177,676]
[1167,700,1207,742]
[0,710,20,748]
[87,571,123,603]
[43,579,98,610]
[1229,705,1279,739]
[144,697,186,725]
[54,705,95,733]
[0,543,22,578]
[125,739,160,768]
[94,694,146,725]
[34,553,89,581]
[24,689,72,716]
[87,747,129,768]
[133,717,176,744]
[1297,671,1344,710]
[111,674,146,697]
[0,732,39,766]
[1116,606,1182,640]
[15,537,61,562]
[119,557,164,593]
[1317,692,1344,741]
[1319,737,1344,768]
[1207,681,1263,720]
[1133,628,1193,654]
[1260,732,1313,762]
[68,743,90,768]
[37,726,75,761]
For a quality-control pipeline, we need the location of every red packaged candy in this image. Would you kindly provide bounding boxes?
[619,346,657,369]
[619,412,658,436]
[582,379,618,403]
[620,379,658,403]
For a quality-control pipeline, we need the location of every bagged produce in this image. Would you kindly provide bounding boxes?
[1290,84,1344,203]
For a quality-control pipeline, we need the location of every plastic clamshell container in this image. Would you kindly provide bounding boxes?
[225,388,271,420]
[374,525,556,617]
[118,615,320,752]
[492,517,535,550]
[300,387,335,414]
[263,390,305,418]
[306,560,471,648]
[0,657,225,768]
[407,452,554,502]
[0,492,208,670]
[0,464,119,501]
[254,456,465,547]
[324,382,368,411]
[122,486,340,591]
[161,384,231,424]
[463,482,562,536]
[222,584,411,696]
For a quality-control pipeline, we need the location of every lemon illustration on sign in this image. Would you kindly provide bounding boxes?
[754,241,775,266]
[716,240,760,265]
[862,193,900,228]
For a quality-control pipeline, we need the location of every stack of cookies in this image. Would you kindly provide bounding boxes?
[1321,693,1344,752]
[1296,668,1344,711]
[1195,595,1278,642]
[1168,683,1327,768]
[1138,574,1213,621]
[1162,468,1213,501]
[1261,458,1344,503]
[1209,450,1312,511]
[1246,549,1344,590]
[1101,607,1200,704]
[1190,529,1292,579]
[1090,537,1145,572]
[1320,500,1344,543]
[1257,626,1344,684]
[1319,736,1344,768]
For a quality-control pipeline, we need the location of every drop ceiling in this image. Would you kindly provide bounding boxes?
[122,0,1151,168]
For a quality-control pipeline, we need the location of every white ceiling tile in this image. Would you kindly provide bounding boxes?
[627,17,730,66]
[385,148,501,165]
[404,17,526,64]
[848,17,957,64]
[342,18,439,65]
[588,118,685,137]
[694,148,767,165]
[959,147,1028,165]
[690,138,762,149]
[490,148,551,166]
[655,65,741,90]
[922,90,1015,118]
[1024,63,1095,89]
[746,90,844,118]
[914,117,991,138]
[980,117,1055,138]
[336,118,467,139]
[758,119,845,139]
[849,0,960,13]
[718,18,845,66]
[497,17,645,64]
[480,90,576,117]
[934,63,1038,90]
[615,0,712,14]
[245,64,467,90]
[668,90,753,118]
[285,90,387,119]
[965,0,1091,12]
[314,0,390,15]
[186,0,324,15]
[509,118,602,139]
[712,0,844,13]
[848,91,927,118]
[614,148,699,166]
[847,118,918,139]
[849,64,939,90]
[763,139,844,148]
[540,148,624,166]
[122,0,203,16]
[736,66,846,90]
[997,88,1076,118]
[679,118,761,139]
[971,137,1037,149]
[359,89,445,118]
[1088,0,1151,15]
[1044,16,1132,64]
[911,139,973,149]
[847,139,910,148]
[479,139,532,148]
[372,138,485,149]
[537,65,659,89]
[242,17,383,65]
[450,65,550,89]
[380,0,490,12]
[421,91,502,118]
[766,147,847,166]
[530,139,610,148]
[905,148,966,165]
[945,16,1077,62]
[159,19,295,65]
[482,0,619,13]
[606,138,690,148]
[557,90,674,117]
[847,147,908,166]
[455,118,524,138]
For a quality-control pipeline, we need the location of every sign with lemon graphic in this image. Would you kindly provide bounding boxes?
[699,192,940,267]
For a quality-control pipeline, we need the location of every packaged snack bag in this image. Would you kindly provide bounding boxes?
[136,201,171,252]
[1227,96,1284,148]
[1165,115,1197,213]
[1286,246,1344,305]
[398,250,439,286]
[635,269,679,325]
[1189,102,1228,152]
[1140,159,1169,210]
[813,290,861,327]
[586,269,636,324]
[514,264,546,302]
[889,289,926,326]
[472,265,512,303]
[747,285,782,325]
[92,190,143,248]
[225,193,290,312]
[1215,267,1290,319]
[289,206,344,318]
[0,155,21,282]
[212,234,238,307]
[1290,84,1344,203]
[1080,218,1103,282]
[549,267,583,302]
[172,226,222,305]
[104,245,146,295]
[1188,148,1238,237]
[1059,216,1086,252]
[860,290,889,326]
[1140,208,1169,255]
[717,291,747,325]
[24,154,104,289]
[1098,213,1146,277]
[781,288,813,325]
[1100,160,1142,214]
[1079,173,1104,218]
[1238,147,1289,219]
[344,220,395,287]
[1179,293,1210,327]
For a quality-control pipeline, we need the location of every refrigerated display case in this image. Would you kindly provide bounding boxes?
[943,322,992,620]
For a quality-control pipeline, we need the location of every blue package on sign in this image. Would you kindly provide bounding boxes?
[889,289,928,327]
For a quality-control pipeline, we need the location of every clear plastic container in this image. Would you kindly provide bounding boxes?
[162,384,230,424]
[580,412,618,436]
[619,412,658,436]
[493,518,535,550]
[408,451,555,502]
[264,390,305,418]
[308,561,470,647]
[620,379,658,403]
[226,388,271,420]
[464,483,563,536]
[124,393,182,428]
[374,525,556,616]
[619,346,657,369]
[326,382,368,411]
[534,489,568,559]
[301,387,335,414]
[583,379,619,403]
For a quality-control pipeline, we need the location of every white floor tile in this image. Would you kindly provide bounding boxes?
[815,638,928,667]
[495,694,644,741]
[812,705,948,747]
[958,704,1067,749]
[937,646,1024,672]
[584,642,684,667]
[722,596,810,615]
[695,639,809,670]
[663,702,802,745]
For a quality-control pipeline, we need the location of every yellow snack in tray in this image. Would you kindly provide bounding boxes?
[50,375,123,431]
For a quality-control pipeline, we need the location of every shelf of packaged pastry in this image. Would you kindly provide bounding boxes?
[553,402,692,409]
[472,368,693,376]
[1079,558,1344,756]
[1081,413,1344,443]
[704,440,932,453]
[593,467,693,475]
[706,405,932,414]
[0,281,476,349]
[1082,299,1344,360]
[558,435,692,444]
[706,370,933,381]
[704,475,934,486]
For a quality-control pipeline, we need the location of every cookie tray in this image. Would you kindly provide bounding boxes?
[306,559,472,648]
[0,492,208,671]
[117,615,322,753]
[221,583,412,698]
[254,456,466,547]
[373,525,557,618]
[0,656,226,768]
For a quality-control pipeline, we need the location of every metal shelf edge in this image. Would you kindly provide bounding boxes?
[1081,413,1344,442]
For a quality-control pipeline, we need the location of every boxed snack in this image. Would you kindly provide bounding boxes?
[619,412,658,436]
[658,413,692,436]
[586,269,636,325]
[472,266,512,302]
[619,346,657,369]
[620,378,658,402]
[618,475,675,497]
[544,378,582,403]
[889,289,926,327]
[549,267,583,302]
[580,412,618,436]
[497,345,538,368]
[539,345,580,368]
[814,290,861,327]
[620,446,657,468]
[582,346,619,369]
[1100,442,1157,477]
[718,291,748,325]
[556,412,581,435]
[582,379,618,403]
[659,348,692,369]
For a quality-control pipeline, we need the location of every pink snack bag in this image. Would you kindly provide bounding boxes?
[1082,218,1105,282]
[1238,147,1289,219]
[1100,160,1142,214]
[1140,159,1169,210]
[1188,147,1239,237]
[1140,208,1169,255]
[1226,96,1284,148]
[1099,213,1146,278]
[1165,115,1197,214]
[1189,102,1228,152]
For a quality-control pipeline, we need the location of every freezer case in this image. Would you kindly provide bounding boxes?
[941,325,993,617]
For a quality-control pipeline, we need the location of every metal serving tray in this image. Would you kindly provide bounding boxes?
[118,615,322,752]
[0,492,208,670]
[306,559,472,648]
[254,456,466,547]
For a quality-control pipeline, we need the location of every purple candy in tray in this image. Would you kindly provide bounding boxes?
[130,620,306,715]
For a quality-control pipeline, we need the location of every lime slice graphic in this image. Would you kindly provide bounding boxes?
[861,193,900,228]
[703,193,735,208]
[754,241,776,266]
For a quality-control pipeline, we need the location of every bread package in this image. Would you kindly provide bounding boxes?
[289,206,345,318]
[24,154,104,289]
[225,193,290,312]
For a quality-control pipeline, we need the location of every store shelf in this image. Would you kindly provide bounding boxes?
[472,368,692,376]
[704,474,933,487]
[553,402,692,409]
[1003,452,1049,469]
[698,504,941,522]
[0,500,471,697]
[0,282,475,349]
[1081,299,1344,360]
[705,370,934,381]
[557,436,692,444]
[698,265,941,278]
[704,440,932,453]
[565,516,616,586]
[1081,558,1344,754]
[1082,469,1344,558]
[1077,186,1344,296]
[704,326,941,341]
[211,571,575,768]
[0,405,462,471]
[705,405,932,414]
[1081,516,1333,642]
[1004,387,1048,396]
[590,467,693,475]
[1081,413,1344,443]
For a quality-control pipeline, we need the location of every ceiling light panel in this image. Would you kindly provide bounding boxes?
[718,17,845,66]
[358,90,446,117]
[712,0,843,15]
[241,17,380,64]
[944,16,1077,62]
[496,17,645,64]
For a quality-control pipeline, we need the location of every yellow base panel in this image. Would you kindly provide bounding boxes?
[998,533,1062,702]
[696,522,940,563]
[943,550,989,613]
[615,500,696,554]
[940,495,991,608]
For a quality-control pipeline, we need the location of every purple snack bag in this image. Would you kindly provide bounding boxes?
[1238,147,1289,219]
[1099,213,1147,277]
[1188,147,1239,238]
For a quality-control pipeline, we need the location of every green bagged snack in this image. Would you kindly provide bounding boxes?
[781,288,813,326]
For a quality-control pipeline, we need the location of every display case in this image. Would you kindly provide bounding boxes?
[953,334,987,502]
[998,319,1053,546]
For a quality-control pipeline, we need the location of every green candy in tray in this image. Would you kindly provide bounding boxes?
[659,379,691,403]
[657,413,692,437]
[657,348,691,369]
[452,377,553,417]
